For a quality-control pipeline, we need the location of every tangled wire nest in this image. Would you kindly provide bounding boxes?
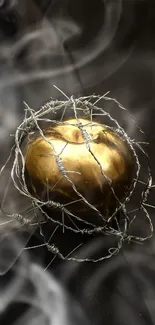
[0,87,154,264]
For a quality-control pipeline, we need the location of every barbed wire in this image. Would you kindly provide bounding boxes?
[0,89,154,265]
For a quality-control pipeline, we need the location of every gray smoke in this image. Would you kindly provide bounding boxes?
[0,234,90,325]
[0,1,154,325]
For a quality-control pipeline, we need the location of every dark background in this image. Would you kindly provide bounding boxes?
[0,1,155,324]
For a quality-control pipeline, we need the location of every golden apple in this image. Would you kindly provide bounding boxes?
[23,118,135,218]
